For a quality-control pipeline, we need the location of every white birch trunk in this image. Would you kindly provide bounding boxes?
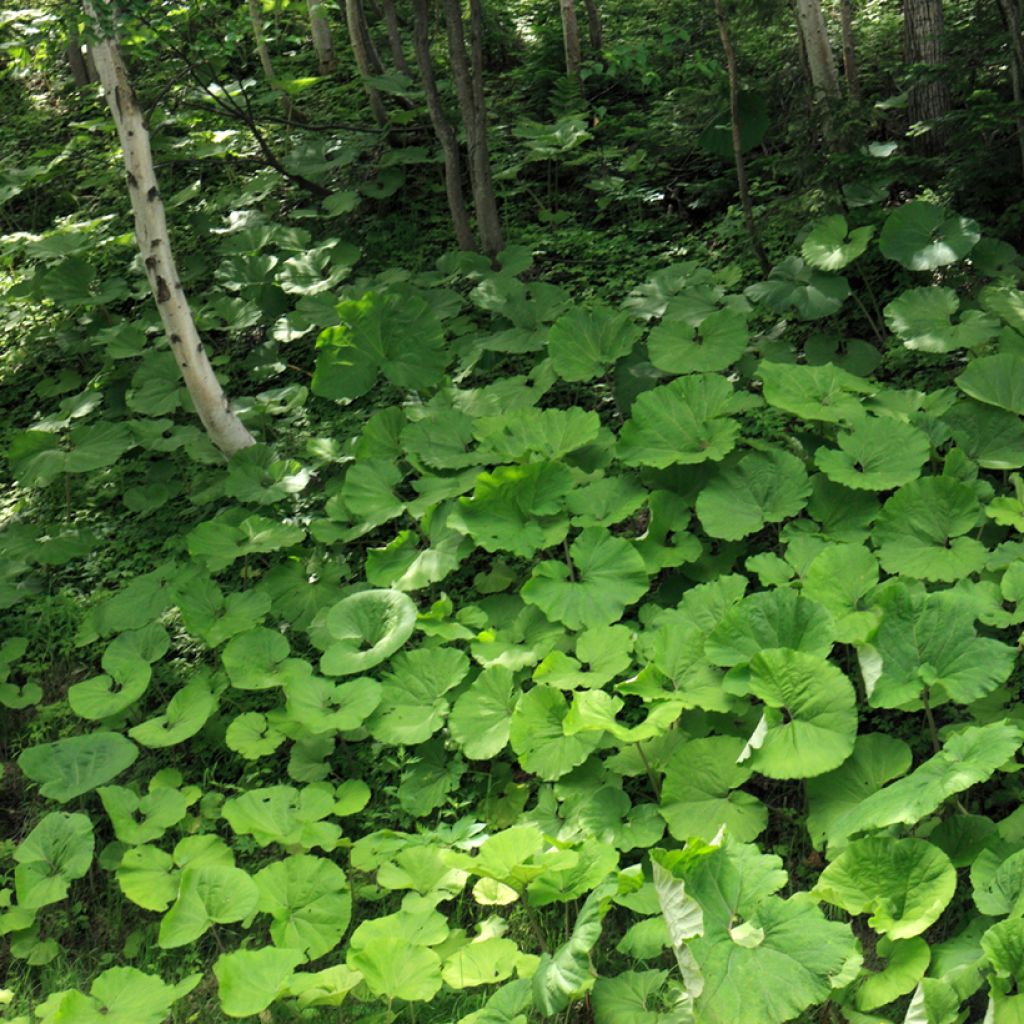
[83,3,256,457]
[795,0,840,99]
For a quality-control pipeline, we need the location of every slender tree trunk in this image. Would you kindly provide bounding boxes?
[346,0,388,124]
[442,0,504,258]
[582,0,602,52]
[83,44,99,83]
[411,0,476,250]
[794,0,840,99]
[903,0,951,154]
[380,0,412,73]
[839,0,860,99]
[713,0,769,275]
[248,0,299,120]
[66,25,91,86]
[83,3,256,458]
[998,0,1024,178]
[559,0,584,94]
[308,0,338,73]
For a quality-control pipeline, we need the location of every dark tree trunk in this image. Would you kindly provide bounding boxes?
[66,26,91,86]
[582,0,602,52]
[560,0,584,93]
[345,0,388,124]
[903,0,951,154]
[997,0,1024,177]
[442,0,504,258]
[380,0,412,73]
[839,0,861,99]
[411,0,476,250]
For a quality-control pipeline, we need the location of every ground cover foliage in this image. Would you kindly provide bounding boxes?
[6,1,1024,1022]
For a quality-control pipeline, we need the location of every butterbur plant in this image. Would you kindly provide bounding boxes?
[8,199,1024,1024]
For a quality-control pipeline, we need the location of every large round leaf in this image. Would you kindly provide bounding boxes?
[884,286,998,353]
[509,685,603,780]
[214,947,304,1018]
[14,812,94,909]
[801,215,874,271]
[647,309,748,375]
[758,361,875,424]
[872,476,986,581]
[319,589,417,676]
[879,202,980,271]
[814,415,931,491]
[745,256,850,320]
[956,353,1024,416]
[695,449,810,540]
[547,303,642,382]
[158,864,260,948]
[814,837,956,939]
[944,399,1024,469]
[449,666,517,760]
[728,649,857,779]
[18,731,138,803]
[855,937,931,1012]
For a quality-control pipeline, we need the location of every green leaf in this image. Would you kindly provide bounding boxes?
[222,785,341,850]
[548,303,642,381]
[879,202,980,270]
[728,649,857,779]
[956,353,1024,416]
[474,407,601,462]
[647,309,748,375]
[802,544,880,643]
[283,674,381,734]
[319,589,417,676]
[521,528,649,630]
[19,732,138,803]
[65,421,134,473]
[449,666,518,760]
[814,837,956,939]
[221,627,292,690]
[830,721,1023,839]
[129,679,218,748]
[214,947,304,1018]
[453,462,572,558]
[442,937,521,989]
[814,415,931,490]
[158,865,259,948]
[617,374,744,467]
[312,290,447,401]
[696,449,810,540]
[98,784,196,845]
[592,970,691,1024]
[348,937,443,1002]
[885,287,998,352]
[35,967,200,1024]
[745,256,850,319]
[225,712,286,759]
[758,361,876,424]
[368,647,469,745]
[116,845,177,912]
[509,686,604,780]
[872,476,986,582]
[14,813,94,910]
[255,854,351,959]
[801,215,875,271]
[944,400,1024,470]
[805,733,912,849]
[855,937,930,1012]
[660,737,767,843]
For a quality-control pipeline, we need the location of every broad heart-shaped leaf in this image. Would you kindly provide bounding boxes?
[521,528,649,630]
[705,588,834,666]
[866,585,1016,708]
[128,679,218,748]
[547,303,642,381]
[319,589,417,676]
[654,840,858,1024]
[805,733,913,850]
[801,215,875,271]
[347,937,443,1002]
[14,812,94,910]
[660,736,767,843]
[802,544,879,644]
[221,785,341,850]
[728,649,857,779]
[509,685,603,780]
[884,286,998,353]
[220,626,291,689]
[696,449,810,540]
[442,937,521,989]
[879,201,981,270]
[255,854,351,960]
[855,936,930,1012]
[98,784,196,845]
[814,837,956,940]
[758,361,876,424]
[815,415,931,491]
[158,864,260,948]
[473,407,601,462]
[592,969,691,1024]
[368,647,469,745]
[116,845,177,912]
[647,308,749,375]
[830,721,1023,840]
[449,666,518,760]
[745,256,851,319]
[452,461,573,558]
[283,674,381,734]
[18,732,138,803]
[312,290,447,401]
[36,967,200,1024]
[956,353,1024,416]
[944,399,1024,470]
[872,476,986,582]
[617,374,745,468]
[214,947,304,1018]
[533,876,618,1014]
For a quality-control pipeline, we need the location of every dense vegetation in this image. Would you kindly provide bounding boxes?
[4,0,1024,1021]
